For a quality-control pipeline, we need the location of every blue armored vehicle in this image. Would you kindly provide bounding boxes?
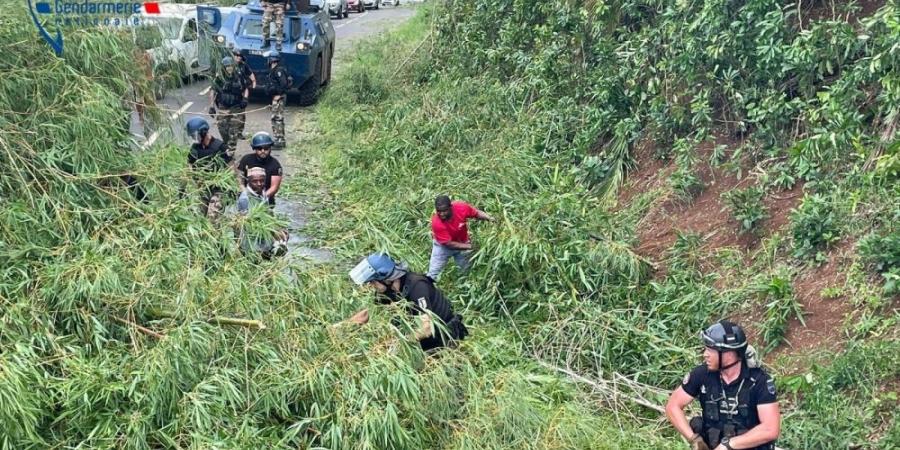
[198,0,335,105]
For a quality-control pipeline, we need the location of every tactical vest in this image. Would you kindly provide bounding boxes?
[698,369,773,450]
[217,74,244,108]
[190,139,226,172]
[400,273,469,341]
[268,66,291,95]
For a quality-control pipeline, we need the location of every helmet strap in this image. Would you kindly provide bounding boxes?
[719,349,741,371]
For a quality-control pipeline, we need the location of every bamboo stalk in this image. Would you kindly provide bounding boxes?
[114,316,165,339]
[147,308,266,330]
[208,316,267,330]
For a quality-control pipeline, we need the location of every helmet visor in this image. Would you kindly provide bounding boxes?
[349,258,377,285]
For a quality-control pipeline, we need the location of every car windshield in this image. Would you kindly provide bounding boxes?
[141,17,182,40]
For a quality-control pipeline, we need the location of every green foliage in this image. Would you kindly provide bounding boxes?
[753,270,804,352]
[791,193,840,262]
[858,229,900,295]
[722,186,768,233]
[780,339,900,449]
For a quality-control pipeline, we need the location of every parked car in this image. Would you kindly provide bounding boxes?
[199,0,336,106]
[325,0,349,19]
[347,0,364,13]
[382,0,400,6]
[361,0,380,9]
[129,3,209,80]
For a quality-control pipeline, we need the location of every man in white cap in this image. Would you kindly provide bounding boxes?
[235,167,287,259]
[345,252,469,351]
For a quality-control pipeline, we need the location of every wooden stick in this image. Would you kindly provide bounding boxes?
[114,316,165,339]
[538,361,665,413]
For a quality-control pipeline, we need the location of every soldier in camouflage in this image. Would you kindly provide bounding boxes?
[208,56,249,157]
[261,0,287,51]
[265,51,291,149]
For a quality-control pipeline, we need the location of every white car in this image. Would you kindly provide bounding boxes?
[361,0,381,9]
[129,3,212,79]
[324,0,349,19]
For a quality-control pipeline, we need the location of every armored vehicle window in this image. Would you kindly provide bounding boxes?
[291,18,301,41]
[239,19,263,37]
[239,18,286,39]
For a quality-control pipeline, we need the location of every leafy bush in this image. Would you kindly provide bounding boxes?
[753,270,804,352]
[670,165,704,201]
[722,186,768,233]
[791,194,840,261]
[858,230,900,295]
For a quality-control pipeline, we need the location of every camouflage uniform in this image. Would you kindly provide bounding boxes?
[216,108,244,157]
[261,0,287,50]
[267,62,291,147]
[271,96,286,146]
[212,70,248,156]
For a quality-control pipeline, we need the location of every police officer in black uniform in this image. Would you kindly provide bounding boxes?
[346,252,469,351]
[231,47,256,140]
[264,50,291,150]
[666,321,780,450]
[185,117,232,219]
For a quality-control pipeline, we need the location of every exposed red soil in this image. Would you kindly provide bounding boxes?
[766,239,856,370]
[630,132,793,263]
[617,136,672,207]
[619,128,859,367]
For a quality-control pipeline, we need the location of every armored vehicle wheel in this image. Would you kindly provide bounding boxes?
[296,55,323,106]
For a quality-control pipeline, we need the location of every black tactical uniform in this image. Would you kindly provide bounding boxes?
[188,136,231,172]
[389,272,468,351]
[682,364,778,450]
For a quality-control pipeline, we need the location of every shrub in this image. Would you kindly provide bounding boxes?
[753,270,804,352]
[722,186,768,233]
[858,231,900,295]
[670,165,704,200]
[791,194,840,262]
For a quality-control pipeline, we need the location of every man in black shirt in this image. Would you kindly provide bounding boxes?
[346,252,468,351]
[264,50,291,149]
[186,117,232,219]
[231,47,256,140]
[237,132,283,206]
[666,321,780,450]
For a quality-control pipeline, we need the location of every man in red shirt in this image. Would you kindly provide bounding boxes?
[428,195,494,280]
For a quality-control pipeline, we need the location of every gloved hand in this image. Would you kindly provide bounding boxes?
[239,98,248,109]
[689,434,710,450]
[208,106,216,115]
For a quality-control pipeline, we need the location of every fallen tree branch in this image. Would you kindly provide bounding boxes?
[537,360,665,413]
